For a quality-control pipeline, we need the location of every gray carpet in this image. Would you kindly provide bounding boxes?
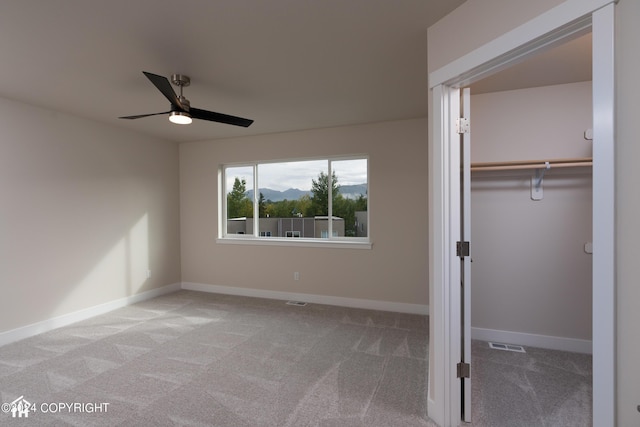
[0,290,434,426]
[470,339,592,426]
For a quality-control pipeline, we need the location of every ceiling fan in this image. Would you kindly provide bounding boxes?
[119,71,253,127]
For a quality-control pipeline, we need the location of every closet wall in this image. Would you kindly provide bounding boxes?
[470,81,593,349]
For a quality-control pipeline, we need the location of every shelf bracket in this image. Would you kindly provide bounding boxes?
[531,161,551,201]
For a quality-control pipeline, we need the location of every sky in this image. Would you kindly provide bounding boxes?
[225,158,367,193]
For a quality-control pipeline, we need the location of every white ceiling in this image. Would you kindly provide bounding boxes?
[0,0,466,143]
[0,1,591,144]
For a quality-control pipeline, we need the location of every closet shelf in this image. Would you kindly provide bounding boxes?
[471,157,592,172]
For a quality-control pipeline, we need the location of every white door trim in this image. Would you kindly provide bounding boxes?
[429,0,611,89]
[590,5,616,427]
[428,84,454,426]
[427,1,616,426]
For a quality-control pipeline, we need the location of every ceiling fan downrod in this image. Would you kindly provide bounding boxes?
[171,74,191,112]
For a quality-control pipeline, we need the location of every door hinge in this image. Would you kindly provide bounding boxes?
[457,362,471,378]
[456,117,470,134]
[456,241,470,257]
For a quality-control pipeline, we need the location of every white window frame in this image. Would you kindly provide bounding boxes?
[218,156,371,249]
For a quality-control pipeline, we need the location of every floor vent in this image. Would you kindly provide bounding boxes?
[488,342,526,353]
[286,301,307,307]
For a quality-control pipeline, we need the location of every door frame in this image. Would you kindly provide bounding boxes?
[427,1,616,426]
[460,87,472,423]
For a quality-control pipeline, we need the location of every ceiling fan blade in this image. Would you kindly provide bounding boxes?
[142,71,183,108]
[118,111,171,120]
[190,107,254,127]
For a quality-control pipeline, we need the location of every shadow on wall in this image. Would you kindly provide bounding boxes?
[0,194,160,334]
[57,213,151,313]
[0,97,179,335]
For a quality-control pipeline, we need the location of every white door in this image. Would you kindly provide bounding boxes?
[460,87,472,422]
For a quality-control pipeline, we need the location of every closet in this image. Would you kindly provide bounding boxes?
[464,81,592,425]
[468,80,593,352]
[466,33,594,423]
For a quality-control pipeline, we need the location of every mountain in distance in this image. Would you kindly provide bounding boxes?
[247,188,310,202]
[246,188,309,202]
[338,184,368,200]
[247,184,367,202]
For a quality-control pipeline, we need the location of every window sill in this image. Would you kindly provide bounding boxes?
[216,237,372,250]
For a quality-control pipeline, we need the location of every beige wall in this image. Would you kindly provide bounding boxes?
[180,119,429,305]
[470,82,592,341]
[427,0,564,73]
[428,0,640,423]
[615,0,640,424]
[0,97,181,333]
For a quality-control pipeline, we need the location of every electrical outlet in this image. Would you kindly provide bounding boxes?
[294,272,300,281]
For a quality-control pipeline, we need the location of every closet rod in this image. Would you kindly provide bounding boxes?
[471,157,592,172]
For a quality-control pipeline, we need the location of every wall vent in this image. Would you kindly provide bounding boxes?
[489,342,526,353]
[286,301,307,307]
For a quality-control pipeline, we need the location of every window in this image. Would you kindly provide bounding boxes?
[221,157,368,246]
[320,230,338,238]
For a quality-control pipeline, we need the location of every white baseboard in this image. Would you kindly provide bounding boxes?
[181,282,429,315]
[0,283,182,347]
[472,327,592,354]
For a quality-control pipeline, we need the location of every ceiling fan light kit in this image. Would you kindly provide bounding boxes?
[169,111,192,125]
[119,71,253,128]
